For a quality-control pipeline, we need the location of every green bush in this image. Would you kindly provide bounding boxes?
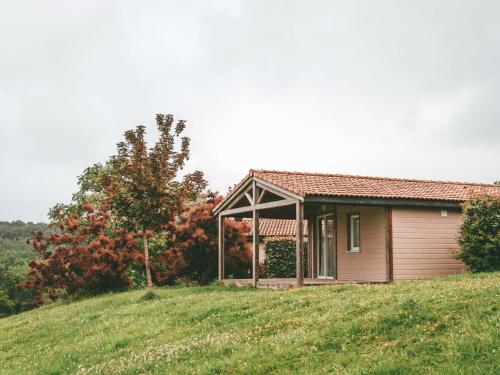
[264,239,308,278]
[0,290,15,317]
[0,264,39,315]
[455,194,500,272]
[139,290,158,302]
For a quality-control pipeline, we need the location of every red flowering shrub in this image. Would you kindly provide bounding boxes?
[153,194,252,285]
[20,203,142,302]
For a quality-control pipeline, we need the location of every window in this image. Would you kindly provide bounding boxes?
[348,213,360,252]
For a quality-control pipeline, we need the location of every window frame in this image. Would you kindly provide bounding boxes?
[347,213,361,252]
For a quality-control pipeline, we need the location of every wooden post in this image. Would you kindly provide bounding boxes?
[307,219,314,279]
[252,181,259,287]
[385,207,393,282]
[334,205,338,280]
[218,214,224,281]
[296,201,304,286]
[311,218,317,278]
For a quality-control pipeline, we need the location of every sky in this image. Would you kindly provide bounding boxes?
[0,0,499,222]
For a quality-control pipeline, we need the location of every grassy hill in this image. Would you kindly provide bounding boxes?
[0,273,499,375]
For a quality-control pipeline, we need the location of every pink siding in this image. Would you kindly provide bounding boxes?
[392,207,465,280]
[337,206,388,282]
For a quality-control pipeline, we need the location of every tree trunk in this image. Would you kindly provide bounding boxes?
[143,230,153,288]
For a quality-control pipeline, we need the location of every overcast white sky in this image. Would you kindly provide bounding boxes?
[1,1,499,222]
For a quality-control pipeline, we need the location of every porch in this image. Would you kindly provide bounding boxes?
[213,171,394,287]
[223,278,385,289]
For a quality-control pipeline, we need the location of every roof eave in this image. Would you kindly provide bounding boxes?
[213,175,253,215]
[213,173,304,215]
[304,195,463,208]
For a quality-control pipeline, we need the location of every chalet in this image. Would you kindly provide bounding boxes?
[214,170,500,288]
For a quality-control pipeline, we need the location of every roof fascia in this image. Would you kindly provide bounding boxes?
[254,177,303,201]
[304,195,462,208]
[213,176,304,215]
[213,177,253,215]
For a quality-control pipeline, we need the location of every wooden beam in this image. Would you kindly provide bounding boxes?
[258,189,266,204]
[307,218,313,278]
[214,176,304,215]
[334,205,338,280]
[311,218,317,278]
[245,191,253,205]
[385,207,393,282]
[255,178,303,201]
[213,178,253,214]
[219,198,297,217]
[252,181,259,287]
[218,214,224,281]
[296,201,304,286]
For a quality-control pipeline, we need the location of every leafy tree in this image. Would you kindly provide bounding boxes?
[155,194,252,285]
[107,114,207,287]
[455,194,500,272]
[48,163,112,223]
[20,203,142,302]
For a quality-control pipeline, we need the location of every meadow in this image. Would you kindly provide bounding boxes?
[0,272,499,374]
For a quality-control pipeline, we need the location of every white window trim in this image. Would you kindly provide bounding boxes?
[348,213,360,252]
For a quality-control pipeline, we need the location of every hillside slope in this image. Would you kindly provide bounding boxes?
[0,273,499,374]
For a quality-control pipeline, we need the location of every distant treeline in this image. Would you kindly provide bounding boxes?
[0,221,49,240]
[0,220,48,268]
[0,221,49,317]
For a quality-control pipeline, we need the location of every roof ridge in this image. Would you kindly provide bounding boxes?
[250,169,499,188]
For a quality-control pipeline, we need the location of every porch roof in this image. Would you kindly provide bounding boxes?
[242,218,309,237]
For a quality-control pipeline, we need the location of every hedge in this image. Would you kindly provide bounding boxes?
[264,239,308,278]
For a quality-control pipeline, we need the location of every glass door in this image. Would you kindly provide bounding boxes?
[317,214,335,278]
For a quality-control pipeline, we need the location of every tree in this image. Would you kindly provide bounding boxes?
[155,194,252,285]
[48,163,112,223]
[455,194,500,272]
[20,203,142,301]
[108,114,207,287]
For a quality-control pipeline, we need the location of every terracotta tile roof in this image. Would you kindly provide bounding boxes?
[249,169,500,202]
[243,218,309,237]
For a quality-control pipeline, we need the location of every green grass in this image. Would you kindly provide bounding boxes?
[0,273,499,375]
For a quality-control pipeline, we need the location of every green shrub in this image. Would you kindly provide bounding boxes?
[0,264,38,315]
[455,194,500,272]
[0,290,15,317]
[139,290,158,302]
[264,239,308,278]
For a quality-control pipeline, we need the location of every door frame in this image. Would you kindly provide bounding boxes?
[316,212,336,279]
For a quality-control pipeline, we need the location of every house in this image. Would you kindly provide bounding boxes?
[214,169,500,287]
[242,218,308,264]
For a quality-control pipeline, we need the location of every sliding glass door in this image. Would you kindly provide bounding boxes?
[317,214,335,278]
